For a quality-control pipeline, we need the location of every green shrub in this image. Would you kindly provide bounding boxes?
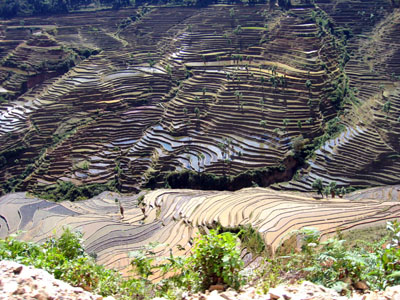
[0,228,121,296]
[191,229,244,290]
[280,222,400,293]
[374,220,400,288]
[37,180,116,202]
[130,230,245,293]
[303,236,378,292]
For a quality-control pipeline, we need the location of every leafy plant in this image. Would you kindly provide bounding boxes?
[282,223,400,293]
[0,228,121,297]
[374,220,400,288]
[191,229,244,290]
[312,178,324,197]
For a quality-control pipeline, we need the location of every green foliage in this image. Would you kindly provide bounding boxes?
[152,164,288,191]
[0,228,121,296]
[382,100,391,114]
[305,79,312,90]
[276,221,400,293]
[303,236,378,292]
[191,229,244,290]
[375,220,400,288]
[309,117,345,155]
[128,230,244,296]
[311,178,324,196]
[130,244,158,279]
[237,225,266,255]
[137,194,145,206]
[5,223,400,298]
[256,259,283,293]
[36,180,116,202]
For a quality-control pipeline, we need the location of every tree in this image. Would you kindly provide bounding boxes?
[270,76,278,89]
[233,25,242,35]
[165,64,172,77]
[297,120,302,130]
[305,79,312,91]
[260,98,265,112]
[329,181,337,198]
[199,153,205,172]
[194,107,200,118]
[282,118,289,128]
[202,87,207,97]
[382,100,391,114]
[312,178,324,197]
[271,65,277,75]
[338,186,346,198]
[323,186,330,198]
[234,90,243,101]
[229,7,236,18]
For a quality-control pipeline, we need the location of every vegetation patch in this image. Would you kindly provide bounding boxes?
[3,221,400,299]
[217,224,269,257]
[257,221,400,294]
[0,228,245,299]
[35,180,117,202]
[146,163,293,191]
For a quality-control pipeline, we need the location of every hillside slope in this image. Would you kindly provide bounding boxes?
[0,1,398,196]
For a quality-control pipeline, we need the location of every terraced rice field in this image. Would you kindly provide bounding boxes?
[1,186,399,275]
[1,0,398,196]
[281,2,400,191]
[0,0,400,279]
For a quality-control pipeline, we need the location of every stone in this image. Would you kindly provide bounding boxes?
[269,292,280,300]
[3,281,18,294]
[354,281,369,291]
[0,260,116,300]
[33,293,48,300]
[208,290,227,300]
[14,286,26,295]
[209,284,225,292]
[13,265,23,274]
[220,293,233,300]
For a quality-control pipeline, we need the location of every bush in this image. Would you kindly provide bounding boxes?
[129,230,245,294]
[0,228,121,296]
[191,229,244,290]
[279,222,400,293]
[37,180,116,202]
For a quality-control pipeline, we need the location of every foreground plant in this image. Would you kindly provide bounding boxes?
[0,227,245,300]
[275,221,400,294]
[191,229,244,290]
[0,228,122,296]
[129,229,245,297]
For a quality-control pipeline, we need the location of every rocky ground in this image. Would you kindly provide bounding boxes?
[2,260,400,300]
[175,282,400,300]
[0,260,115,300]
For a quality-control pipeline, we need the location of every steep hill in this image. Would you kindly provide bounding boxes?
[0,1,399,197]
